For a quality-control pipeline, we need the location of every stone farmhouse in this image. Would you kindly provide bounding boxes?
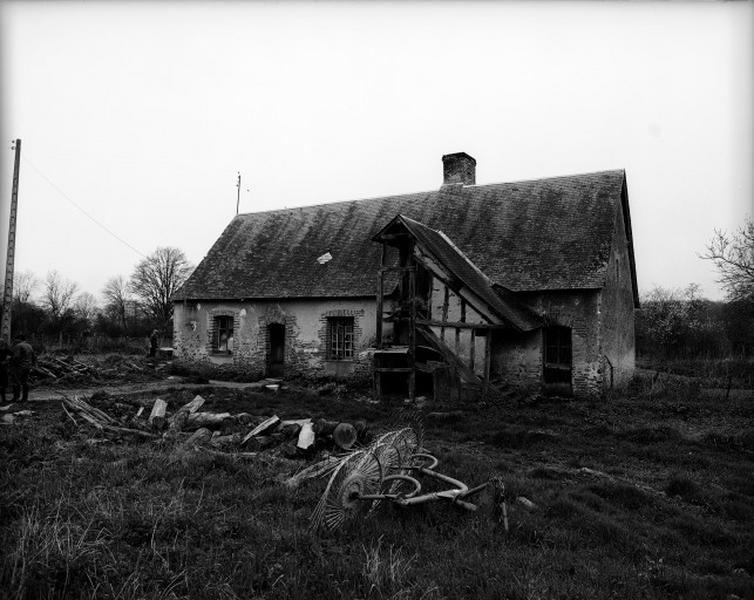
[173,153,638,399]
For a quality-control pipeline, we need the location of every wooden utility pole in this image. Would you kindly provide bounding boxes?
[1,139,21,342]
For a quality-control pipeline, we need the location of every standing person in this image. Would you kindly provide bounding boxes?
[149,329,159,358]
[0,338,11,403]
[9,334,35,402]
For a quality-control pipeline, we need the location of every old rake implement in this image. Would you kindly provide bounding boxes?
[310,427,489,531]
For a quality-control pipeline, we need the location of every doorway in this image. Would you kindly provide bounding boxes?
[267,323,285,377]
[543,325,573,396]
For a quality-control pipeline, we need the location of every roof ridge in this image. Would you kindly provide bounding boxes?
[235,169,626,218]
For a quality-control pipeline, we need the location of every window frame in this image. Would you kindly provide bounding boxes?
[327,316,355,361]
[213,315,234,354]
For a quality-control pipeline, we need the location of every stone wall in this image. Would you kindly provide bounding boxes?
[173,297,377,380]
[497,290,603,398]
[599,203,636,389]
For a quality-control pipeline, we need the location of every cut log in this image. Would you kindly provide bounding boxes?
[296,421,316,450]
[210,433,243,446]
[241,415,280,445]
[179,427,212,451]
[235,412,255,426]
[169,395,206,431]
[281,419,312,427]
[148,399,168,431]
[186,411,232,429]
[332,423,357,450]
[312,419,339,436]
[277,422,302,438]
[246,433,286,450]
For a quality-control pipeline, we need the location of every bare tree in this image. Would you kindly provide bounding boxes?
[74,292,99,325]
[702,217,754,301]
[130,247,192,326]
[41,270,79,321]
[13,269,38,303]
[102,275,132,329]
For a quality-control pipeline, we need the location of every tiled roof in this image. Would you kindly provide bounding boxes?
[176,170,631,301]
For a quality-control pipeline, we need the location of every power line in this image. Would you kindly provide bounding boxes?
[21,155,146,258]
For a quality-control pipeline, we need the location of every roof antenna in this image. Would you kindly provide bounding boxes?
[236,172,241,215]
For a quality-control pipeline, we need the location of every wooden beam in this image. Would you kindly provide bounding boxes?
[416,319,505,330]
[483,331,492,400]
[379,266,417,274]
[376,270,384,349]
[469,328,476,372]
[441,284,449,343]
[408,264,416,401]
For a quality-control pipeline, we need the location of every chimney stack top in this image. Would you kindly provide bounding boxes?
[442,152,476,186]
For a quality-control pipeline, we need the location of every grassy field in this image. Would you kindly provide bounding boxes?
[1,369,752,599]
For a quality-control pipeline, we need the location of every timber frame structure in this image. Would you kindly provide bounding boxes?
[372,215,541,402]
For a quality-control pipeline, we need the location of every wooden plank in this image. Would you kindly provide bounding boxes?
[470,328,476,372]
[416,319,504,330]
[241,415,280,445]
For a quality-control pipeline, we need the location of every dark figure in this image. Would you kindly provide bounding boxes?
[0,338,11,403]
[149,329,159,358]
[9,334,35,402]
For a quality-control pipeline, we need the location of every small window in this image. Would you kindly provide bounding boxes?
[213,316,234,353]
[327,317,354,360]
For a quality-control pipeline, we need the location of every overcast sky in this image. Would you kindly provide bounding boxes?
[1,1,752,305]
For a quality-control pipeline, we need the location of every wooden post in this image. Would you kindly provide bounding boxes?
[483,329,492,400]
[408,264,416,401]
[1,139,21,341]
[376,271,384,350]
[469,328,476,373]
[441,285,449,343]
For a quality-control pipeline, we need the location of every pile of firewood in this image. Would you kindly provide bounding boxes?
[33,356,102,385]
[33,355,156,386]
[61,394,370,460]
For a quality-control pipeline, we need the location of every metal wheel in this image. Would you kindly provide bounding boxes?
[310,450,382,531]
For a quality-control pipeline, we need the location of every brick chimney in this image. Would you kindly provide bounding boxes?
[442,152,476,186]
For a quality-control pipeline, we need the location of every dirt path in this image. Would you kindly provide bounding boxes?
[28,378,281,402]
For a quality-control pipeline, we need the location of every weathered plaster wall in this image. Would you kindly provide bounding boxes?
[599,204,636,389]
[491,328,542,392]
[428,275,489,375]
[494,290,602,397]
[174,298,377,379]
[429,278,484,324]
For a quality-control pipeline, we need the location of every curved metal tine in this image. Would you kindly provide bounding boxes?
[319,449,384,531]
[408,452,438,470]
[310,450,365,531]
